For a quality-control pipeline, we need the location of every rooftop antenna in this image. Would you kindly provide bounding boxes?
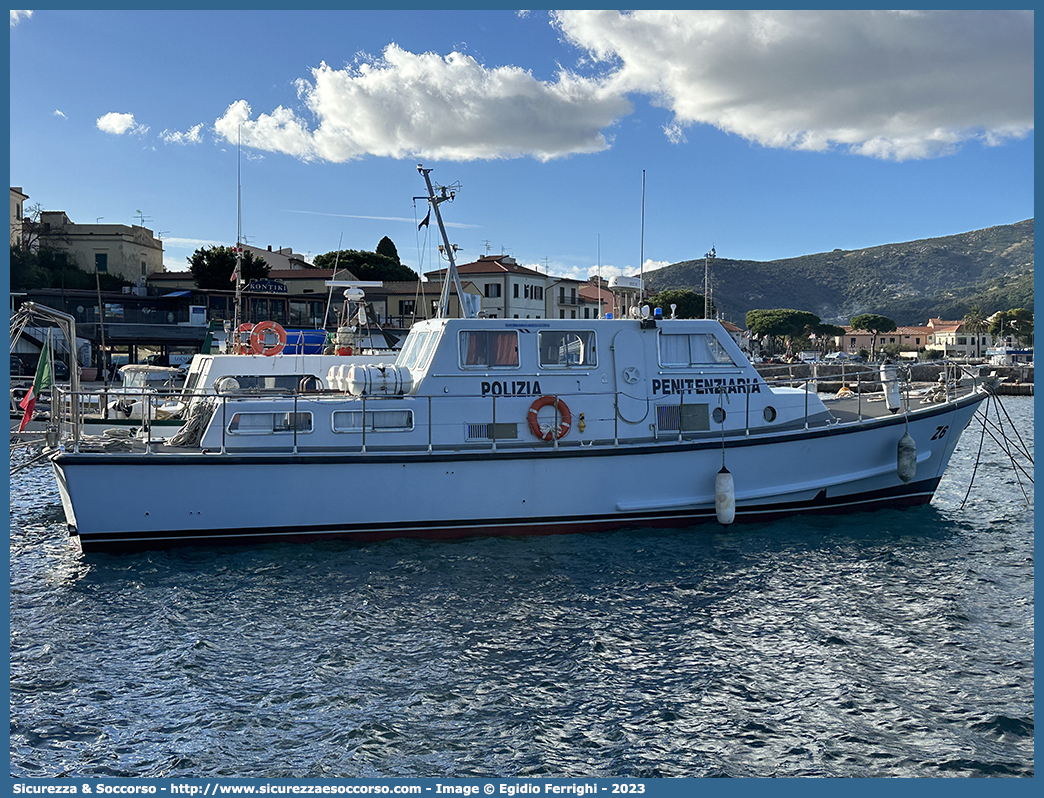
[416,164,471,319]
[134,209,151,228]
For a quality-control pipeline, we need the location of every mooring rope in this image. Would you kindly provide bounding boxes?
[960,394,1032,510]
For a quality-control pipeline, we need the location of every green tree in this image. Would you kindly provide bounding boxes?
[746,309,821,354]
[850,313,897,361]
[813,322,846,353]
[188,246,270,289]
[313,249,418,282]
[647,288,710,319]
[989,308,1034,347]
[961,306,988,359]
[376,236,401,264]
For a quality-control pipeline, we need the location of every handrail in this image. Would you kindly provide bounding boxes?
[45,359,984,457]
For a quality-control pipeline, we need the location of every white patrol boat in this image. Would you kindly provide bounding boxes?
[50,310,990,552]
[46,167,992,552]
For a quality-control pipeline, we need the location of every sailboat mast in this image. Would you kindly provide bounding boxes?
[418,165,471,319]
[233,126,245,352]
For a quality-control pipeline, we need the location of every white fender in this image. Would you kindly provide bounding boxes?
[715,466,736,526]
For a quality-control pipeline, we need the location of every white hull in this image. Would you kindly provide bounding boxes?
[52,391,984,551]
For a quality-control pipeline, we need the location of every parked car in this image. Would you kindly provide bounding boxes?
[824,352,864,363]
[10,354,30,377]
[10,354,69,379]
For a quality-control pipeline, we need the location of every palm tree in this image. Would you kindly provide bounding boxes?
[962,307,987,360]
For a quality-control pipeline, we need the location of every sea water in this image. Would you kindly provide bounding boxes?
[8,397,1033,778]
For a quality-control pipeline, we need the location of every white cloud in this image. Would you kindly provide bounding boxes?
[214,45,631,163]
[96,112,149,136]
[642,259,670,273]
[285,208,480,229]
[10,10,32,26]
[53,109,67,119]
[553,9,1033,161]
[162,237,226,251]
[206,10,1030,165]
[160,124,204,145]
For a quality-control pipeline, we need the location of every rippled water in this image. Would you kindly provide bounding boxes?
[9,397,1034,778]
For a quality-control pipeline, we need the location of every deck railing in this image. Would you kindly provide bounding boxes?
[43,360,988,455]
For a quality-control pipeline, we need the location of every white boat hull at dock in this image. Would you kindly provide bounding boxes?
[52,390,983,552]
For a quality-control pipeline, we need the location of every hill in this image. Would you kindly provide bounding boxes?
[642,219,1034,327]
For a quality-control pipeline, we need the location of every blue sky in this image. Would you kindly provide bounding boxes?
[9,9,1034,286]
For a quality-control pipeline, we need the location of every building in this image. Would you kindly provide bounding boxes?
[720,320,745,350]
[10,186,28,245]
[923,318,992,359]
[838,325,935,355]
[242,243,312,271]
[579,279,612,319]
[426,255,551,319]
[552,277,583,319]
[35,211,164,284]
[835,318,996,359]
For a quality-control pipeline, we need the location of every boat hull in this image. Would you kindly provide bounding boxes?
[52,391,986,552]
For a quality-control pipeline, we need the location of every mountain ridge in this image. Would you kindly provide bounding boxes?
[642,219,1034,327]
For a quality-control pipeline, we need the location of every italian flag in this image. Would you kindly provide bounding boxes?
[18,353,52,432]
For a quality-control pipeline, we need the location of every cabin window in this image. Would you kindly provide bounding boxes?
[332,409,414,432]
[658,333,736,367]
[397,330,440,372]
[538,331,596,368]
[221,374,317,391]
[228,411,312,435]
[459,330,519,368]
[183,370,203,395]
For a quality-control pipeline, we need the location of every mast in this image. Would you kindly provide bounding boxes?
[417,164,471,319]
[639,170,646,304]
[232,125,245,352]
[597,234,603,319]
[703,246,715,319]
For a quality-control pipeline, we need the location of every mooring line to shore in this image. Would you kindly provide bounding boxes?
[10,448,55,476]
[961,395,1033,510]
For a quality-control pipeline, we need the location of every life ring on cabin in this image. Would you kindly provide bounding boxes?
[337,346,353,356]
[249,321,287,356]
[236,323,254,355]
[527,395,571,442]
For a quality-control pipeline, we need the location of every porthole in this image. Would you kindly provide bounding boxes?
[763,406,777,423]
[712,407,727,424]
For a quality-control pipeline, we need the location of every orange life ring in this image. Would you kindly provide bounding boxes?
[249,321,287,356]
[237,323,254,355]
[528,395,571,442]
